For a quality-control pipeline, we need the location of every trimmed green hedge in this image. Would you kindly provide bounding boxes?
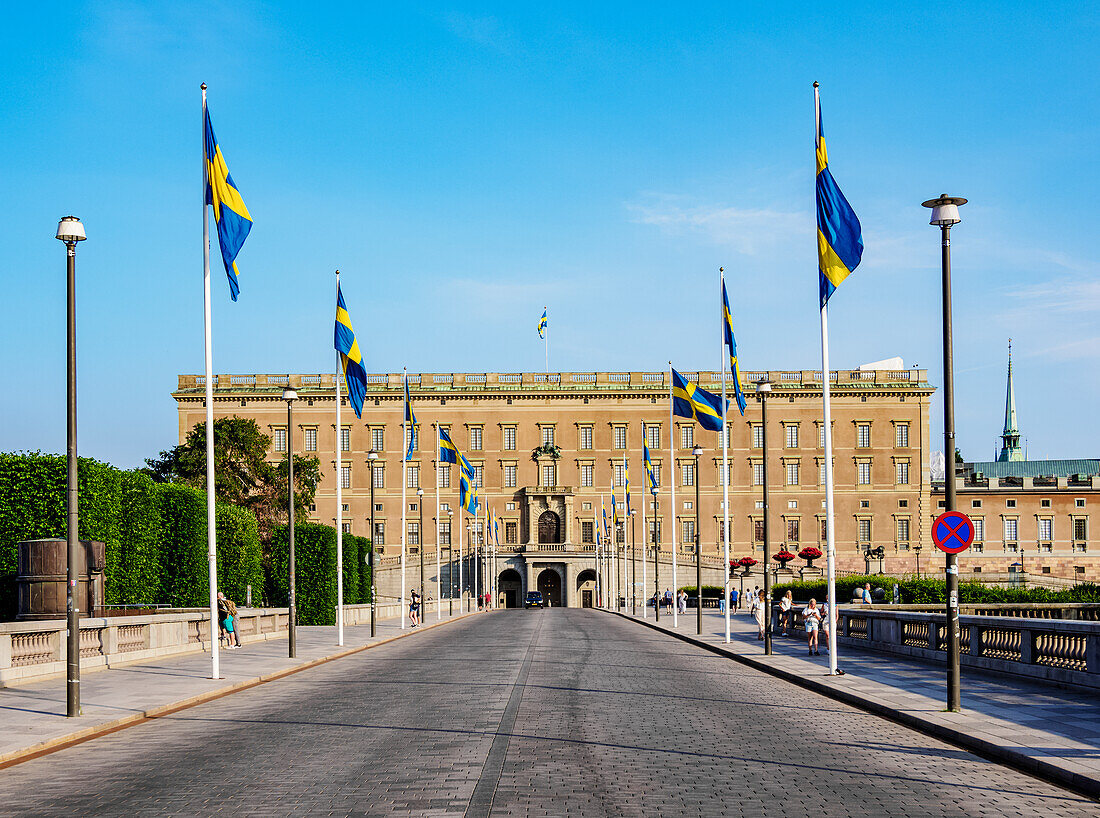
[157,483,208,607]
[676,585,726,597]
[269,523,338,625]
[116,471,164,604]
[341,533,365,606]
[216,503,264,608]
[773,575,1100,604]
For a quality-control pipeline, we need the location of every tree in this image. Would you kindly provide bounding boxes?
[144,417,319,541]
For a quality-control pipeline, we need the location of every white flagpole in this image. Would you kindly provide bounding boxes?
[593,503,599,607]
[544,308,549,374]
[817,83,839,675]
[623,451,629,613]
[335,272,344,647]
[201,84,221,680]
[641,422,648,618]
[669,362,678,627]
[599,495,604,608]
[401,368,407,630]
[435,423,441,621]
[721,268,731,644]
[458,496,464,612]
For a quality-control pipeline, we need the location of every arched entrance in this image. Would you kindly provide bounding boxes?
[576,569,597,608]
[538,511,561,544]
[537,568,562,607]
[498,568,522,608]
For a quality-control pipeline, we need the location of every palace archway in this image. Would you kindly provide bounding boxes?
[498,568,523,608]
[537,511,561,544]
[576,569,597,608]
[537,568,562,607]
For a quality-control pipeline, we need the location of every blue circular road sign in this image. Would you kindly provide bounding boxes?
[933,511,974,554]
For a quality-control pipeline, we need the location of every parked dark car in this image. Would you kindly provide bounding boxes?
[524,591,544,609]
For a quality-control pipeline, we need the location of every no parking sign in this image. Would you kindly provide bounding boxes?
[932,511,974,554]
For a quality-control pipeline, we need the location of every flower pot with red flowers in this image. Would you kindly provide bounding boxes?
[737,556,758,575]
[773,550,796,566]
[797,546,823,568]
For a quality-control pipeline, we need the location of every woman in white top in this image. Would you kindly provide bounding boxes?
[752,590,766,640]
[779,590,793,636]
[803,598,822,655]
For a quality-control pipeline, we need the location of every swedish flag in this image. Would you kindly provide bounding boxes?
[722,279,747,416]
[671,368,726,432]
[204,107,252,301]
[644,442,657,490]
[334,285,368,419]
[439,427,459,464]
[460,473,479,514]
[816,90,864,306]
[538,308,547,339]
[404,374,416,462]
[624,462,631,516]
[611,491,618,526]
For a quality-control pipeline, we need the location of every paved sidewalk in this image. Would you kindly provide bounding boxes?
[611,605,1100,800]
[0,606,481,767]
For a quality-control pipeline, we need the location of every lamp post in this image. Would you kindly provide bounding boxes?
[282,386,298,657]
[757,377,773,655]
[914,544,923,579]
[923,193,967,712]
[630,509,637,615]
[417,487,425,621]
[368,449,378,637]
[57,216,86,718]
[692,444,703,634]
[651,486,660,622]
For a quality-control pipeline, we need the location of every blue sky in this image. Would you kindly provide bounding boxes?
[3,2,1098,468]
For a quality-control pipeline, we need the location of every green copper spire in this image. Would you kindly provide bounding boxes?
[997,339,1024,462]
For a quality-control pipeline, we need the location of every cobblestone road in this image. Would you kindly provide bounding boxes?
[0,610,1094,817]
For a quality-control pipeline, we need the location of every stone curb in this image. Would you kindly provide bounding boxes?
[0,611,483,771]
[606,609,1100,802]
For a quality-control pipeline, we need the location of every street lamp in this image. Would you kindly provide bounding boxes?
[56,215,86,718]
[914,544,923,579]
[630,508,637,615]
[417,487,425,622]
[922,192,967,712]
[757,377,773,655]
[692,444,703,635]
[651,485,660,622]
[368,449,378,637]
[282,386,298,658]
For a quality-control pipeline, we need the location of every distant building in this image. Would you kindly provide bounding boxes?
[934,344,1098,583]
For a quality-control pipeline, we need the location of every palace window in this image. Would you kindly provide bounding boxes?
[340,465,351,489]
[469,427,482,451]
[681,462,695,487]
[895,462,909,485]
[785,462,799,486]
[649,519,663,544]
[370,427,383,452]
[683,519,695,546]
[406,465,419,489]
[896,518,910,542]
[438,464,450,488]
[857,462,872,485]
[579,426,593,450]
[646,425,661,449]
[1075,518,1088,541]
[895,423,909,448]
[973,518,984,542]
[505,522,517,544]
[754,519,765,542]
[405,425,417,454]
[541,426,555,446]
[304,428,317,452]
[371,464,384,489]
[1038,518,1053,541]
[504,464,517,488]
[681,425,694,449]
[542,464,556,486]
[818,423,826,448]
[503,426,516,450]
[784,424,799,448]
[614,426,627,450]
[373,522,385,546]
[751,424,764,449]
[787,519,800,542]
[858,519,872,542]
[440,521,451,545]
[1003,518,1018,542]
[857,424,871,448]
[582,521,594,543]
[580,463,593,487]
[615,463,626,487]
[752,463,764,486]
[472,465,483,488]
[408,522,419,546]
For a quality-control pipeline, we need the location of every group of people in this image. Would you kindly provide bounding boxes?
[216,591,241,649]
[739,587,832,656]
[648,589,690,614]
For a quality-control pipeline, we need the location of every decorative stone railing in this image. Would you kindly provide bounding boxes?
[0,609,288,687]
[833,607,1100,691]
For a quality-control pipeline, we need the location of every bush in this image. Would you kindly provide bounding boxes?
[772,575,1100,604]
[115,471,164,604]
[359,538,374,603]
[677,585,726,597]
[156,483,208,607]
[269,523,337,625]
[216,503,264,608]
[340,533,364,606]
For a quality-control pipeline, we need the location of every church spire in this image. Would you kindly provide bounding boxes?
[997,339,1023,462]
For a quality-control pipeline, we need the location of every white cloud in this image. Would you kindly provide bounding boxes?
[1004,278,1100,314]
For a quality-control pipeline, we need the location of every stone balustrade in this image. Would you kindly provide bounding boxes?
[831,607,1100,691]
[0,608,287,687]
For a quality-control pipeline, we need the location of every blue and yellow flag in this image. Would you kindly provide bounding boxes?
[538,308,547,339]
[601,497,609,542]
[493,514,499,546]
[439,427,459,464]
[404,373,416,462]
[671,368,726,432]
[334,285,368,419]
[721,279,747,416]
[644,442,657,490]
[204,107,252,301]
[816,89,863,306]
[459,472,479,515]
[611,489,618,526]
[624,461,631,516]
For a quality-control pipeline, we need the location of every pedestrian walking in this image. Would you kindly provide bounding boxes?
[678,589,687,615]
[663,588,673,615]
[409,589,421,627]
[217,591,240,649]
[820,600,831,651]
[779,590,793,636]
[752,589,766,640]
[861,583,873,604]
[749,586,760,615]
[730,587,739,611]
[803,598,822,655]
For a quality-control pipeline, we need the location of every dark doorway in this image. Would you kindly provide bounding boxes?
[576,568,597,609]
[498,568,522,608]
[538,510,560,544]
[581,590,593,608]
[537,568,562,607]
